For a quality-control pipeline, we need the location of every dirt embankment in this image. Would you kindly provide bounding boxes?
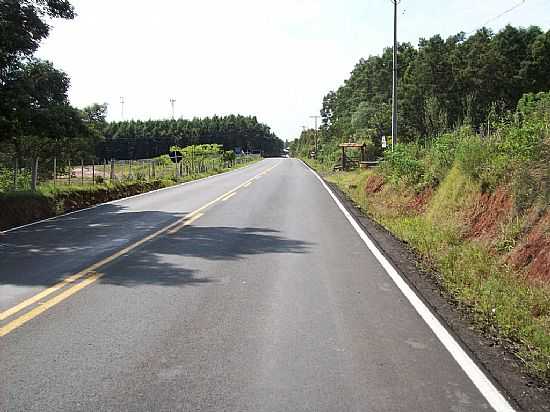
[0,180,165,231]
[466,188,513,239]
[508,211,550,282]
[461,186,550,282]
[363,173,550,282]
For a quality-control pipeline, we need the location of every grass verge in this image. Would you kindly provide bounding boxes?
[317,165,550,382]
[0,158,260,231]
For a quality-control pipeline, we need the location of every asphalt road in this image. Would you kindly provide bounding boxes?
[0,159,510,411]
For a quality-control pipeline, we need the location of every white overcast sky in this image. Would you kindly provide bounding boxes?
[37,0,550,140]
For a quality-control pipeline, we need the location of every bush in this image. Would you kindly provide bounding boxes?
[423,128,469,186]
[380,143,426,187]
[0,167,32,192]
[222,150,236,163]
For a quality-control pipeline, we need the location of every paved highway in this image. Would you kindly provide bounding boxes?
[0,159,512,411]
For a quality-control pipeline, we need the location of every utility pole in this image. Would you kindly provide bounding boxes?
[310,115,320,157]
[391,0,400,150]
[170,98,176,119]
[120,96,125,121]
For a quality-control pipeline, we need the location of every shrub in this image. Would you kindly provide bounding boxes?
[380,143,426,187]
[423,129,466,186]
[0,167,32,192]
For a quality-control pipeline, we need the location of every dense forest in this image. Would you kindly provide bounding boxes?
[291,25,550,158]
[98,116,283,160]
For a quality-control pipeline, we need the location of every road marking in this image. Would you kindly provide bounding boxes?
[0,272,84,321]
[303,161,516,412]
[0,272,103,338]
[243,181,253,188]
[167,212,204,235]
[221,192,237,202]
[0,160,281,337]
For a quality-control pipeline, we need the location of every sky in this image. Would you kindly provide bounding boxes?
[37,0,550,140]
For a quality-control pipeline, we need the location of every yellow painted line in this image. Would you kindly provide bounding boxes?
[221,192,237,202]
[0,272,103,338]
[0,272,83,321]
[243,182,253,188]
[0,161,282,336]
[167,212,204,235]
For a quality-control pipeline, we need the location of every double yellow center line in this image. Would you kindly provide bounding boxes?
[0,161,280,338]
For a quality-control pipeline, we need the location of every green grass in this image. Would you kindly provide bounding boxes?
[0,156,261,230]
[322,164,550,381]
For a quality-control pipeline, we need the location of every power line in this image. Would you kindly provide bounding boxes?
[467,0,528,34]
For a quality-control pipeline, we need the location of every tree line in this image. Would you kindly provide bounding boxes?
[0,0,282,168]
[99,116,283,160]
[292,25,550,156]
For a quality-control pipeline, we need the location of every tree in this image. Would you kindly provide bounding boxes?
[0,0,75,74]
[295,25,550,156]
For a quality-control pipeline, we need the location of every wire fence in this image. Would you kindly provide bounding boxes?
[0,154,259,193]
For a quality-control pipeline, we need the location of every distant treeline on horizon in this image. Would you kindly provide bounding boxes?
[96,115,284,160]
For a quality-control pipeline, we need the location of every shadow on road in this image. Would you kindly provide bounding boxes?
[1,201,313,289]
[99,226,313,287]
[0,203,188,287]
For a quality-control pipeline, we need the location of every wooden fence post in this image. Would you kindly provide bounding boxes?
[110,159,115,182]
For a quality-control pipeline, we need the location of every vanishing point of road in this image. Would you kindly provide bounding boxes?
[0,159,513,411]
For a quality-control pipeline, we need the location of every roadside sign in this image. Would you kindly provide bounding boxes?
[169,150,183,163]
[382,136,387,148]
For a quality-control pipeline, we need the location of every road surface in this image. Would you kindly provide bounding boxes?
[0,159,510,411]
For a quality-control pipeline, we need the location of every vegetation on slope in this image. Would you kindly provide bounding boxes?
[291,24,550,158]
[0,155,260,231]
[310,93,550,381]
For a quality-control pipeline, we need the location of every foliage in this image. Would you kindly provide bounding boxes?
[0,0,75,70]
[0,166,31,191]
[99,116,283,160]
[0,0,98,182]
[292,25,550,154]
[222,150,236,163]
[379,143,426,187]
[325,165,550,382]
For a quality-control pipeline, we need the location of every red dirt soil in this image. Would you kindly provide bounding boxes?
[365,175,385,194]
[466,188,513,240]
[407,187,434,214]
[509,212,550,282]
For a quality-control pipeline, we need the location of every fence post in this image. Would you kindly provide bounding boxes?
[152,161,156,179]
[81,159,84,185]
[129,160,132,180]
[68,159,71,185]
[53,157,57,186]
[103,159,106,182]
[92,162,95,185]
[110,159,115,182]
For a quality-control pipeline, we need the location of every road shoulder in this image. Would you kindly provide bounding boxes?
[320,176,549,412]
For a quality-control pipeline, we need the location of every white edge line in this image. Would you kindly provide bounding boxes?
[302,160,515,412]
[1,159,266,234]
